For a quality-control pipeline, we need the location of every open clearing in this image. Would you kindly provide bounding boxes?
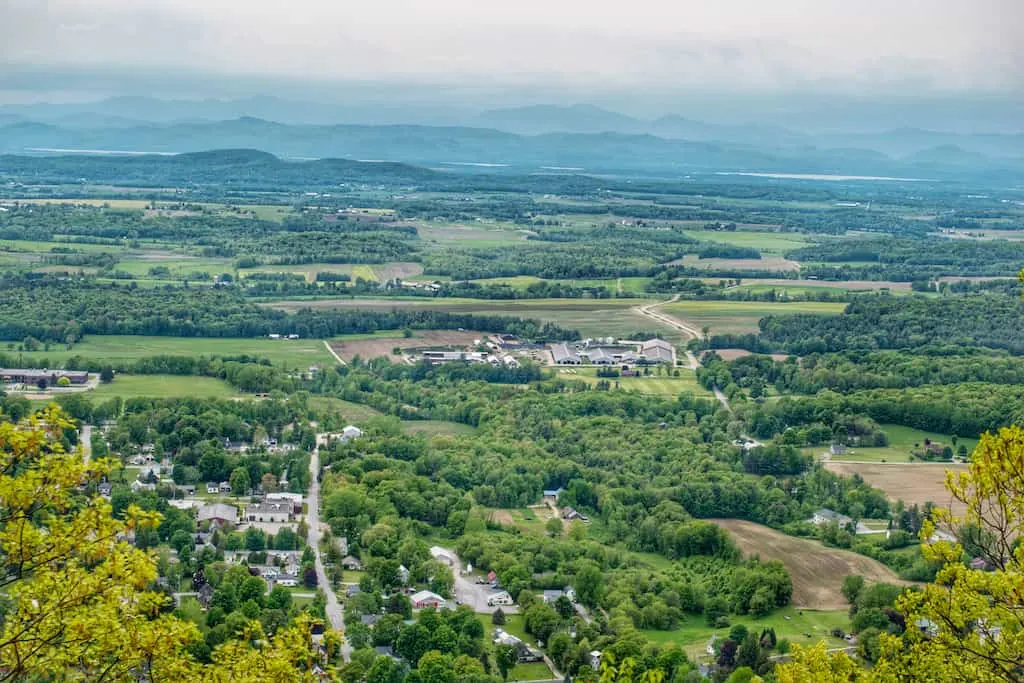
[824,424,978,464]
[328,330,482,362]
[565,368,713,397]
[663,300,845,335]
[10,335,334,368]
[736,279,911,292]
[681,229,814,253]
[239,262,422,283]
[91,375,237,399]
[270,297,684,342]
[824,462,968,515]
[641,606,850,660]
[671,254,801,272]
[713,349,790,362]
[710,519,910,610]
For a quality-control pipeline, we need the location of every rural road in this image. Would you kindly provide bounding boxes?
[430,545,517,614]
[307,447,351,661]
[323,340,346,366]
[80,424,92,464]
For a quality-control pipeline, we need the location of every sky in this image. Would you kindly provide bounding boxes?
[1,0,1022,101]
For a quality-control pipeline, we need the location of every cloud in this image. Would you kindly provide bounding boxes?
[0,0,1021,93]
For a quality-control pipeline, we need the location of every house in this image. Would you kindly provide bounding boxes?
[562,507,590,523]
[275,574,298,587]
[218,481,232,494]
[361,614,381,627]
[246,500,293,523]
[970,557,989,571]
[346,585,361,598]
[206,483,220,494]
[130,480,156,493]
[176,484,196,496]
[411,590,445,609]
[398,564,410,585]
[589,650,603,671]
[915,618,939,637]
[0,368,89,385]
[197,503,238,527]
[266,492,303,514]
[97,482,113,498]
[639,338,674,364]
[487,590,514,607]
[829,443,847,456]
[542,586,576,604]
[928,530,958,544]
[542,487,564,502]
[341,555,363,571]
[551,343,581,365]
[341,425,363,442]
[374,646,399,661]
[809,508,853,527]
[585,348,615,365]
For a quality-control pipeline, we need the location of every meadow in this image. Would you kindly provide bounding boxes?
[9,335,335,368]
[824,424,978,463]
[565,367,713,397]
[663,300,846,335]
[91,374,237,399]
[681,228,815,254]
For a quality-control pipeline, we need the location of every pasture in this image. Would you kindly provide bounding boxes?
[671,254,800,272]
[239,262,422,283]
[90,375,237,399]
[402,420,478,437]
[565,368,713,397]
[9,335,335,368]
[736,279,911,293]
[328,330,482,362]
[663,300,845,335]
[709,519,910,610]
[682,229,814,253]
[825,424,978,464]
[824,462,969,515]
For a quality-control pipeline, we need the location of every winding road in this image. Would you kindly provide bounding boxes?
[633,296,733,413]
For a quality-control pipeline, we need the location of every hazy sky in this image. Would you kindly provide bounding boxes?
[1,0,1021,96]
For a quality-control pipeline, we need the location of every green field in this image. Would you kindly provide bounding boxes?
[308,397,386,423]
[664,300,846,335]
[482,614,552,680]
[8,335,335,368]
[91,375,237,399]
[270,297,685,343]
[825,424,979,463]
[640,606,850,659]
[682,229,815,254]
[466,275,652,296]
[565,368,712,397]
[402,420,478,437]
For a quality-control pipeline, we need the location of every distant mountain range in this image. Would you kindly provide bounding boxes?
[0,98,1022,178]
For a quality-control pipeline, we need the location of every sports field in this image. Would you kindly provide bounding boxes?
[10,335,335,368]
[663,300,845,335]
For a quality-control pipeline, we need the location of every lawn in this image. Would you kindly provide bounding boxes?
[641,606,851,660]
[663,300,845,335]
[827,424,979,463]
[8,335,335,368]
[91,375,238,399]
[566,368,713,397]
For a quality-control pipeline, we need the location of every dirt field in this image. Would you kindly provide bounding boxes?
[713,349,791,361]
[710,519,910,610]
[328,330,481,361]
[671,254,800,272]
[825,462,968,515]
[738,278,911,291]
[489,510,515,525]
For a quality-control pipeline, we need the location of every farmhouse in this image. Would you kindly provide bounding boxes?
[542,586,577,604]
[809,508,853,527]
[0,368,89,385]
[829,443,847,456]
[197,503,238,527]
[341,425,363,442]
[246,500,293,523]
[206,483,220,494]
[275,574,299,587]
[551,343,581,365]
[411,590,446,609]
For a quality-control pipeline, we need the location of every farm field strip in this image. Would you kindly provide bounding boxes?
[663,300,845,335]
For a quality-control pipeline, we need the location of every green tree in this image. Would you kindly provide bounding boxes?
[229,467,251,496]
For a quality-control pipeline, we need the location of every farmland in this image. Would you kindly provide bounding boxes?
[565,367,713,396]
[91,374,238,399]
[824,462,970,514]
[709,519,910,610]
[824,424,978,464]
[9,335,335,367]
[663,300,846,335]
[681,228,814,253]
[671,254,800,272]
[328,330,483,362]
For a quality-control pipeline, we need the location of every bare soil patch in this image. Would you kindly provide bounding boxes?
[375,262,424,281]
[329,330,481,362]
[671,255,800,272]
[710,518,911,610]
[489,510,514,525]
[825,462,968,516]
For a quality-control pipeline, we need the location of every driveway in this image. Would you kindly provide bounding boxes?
[431,546,518,614]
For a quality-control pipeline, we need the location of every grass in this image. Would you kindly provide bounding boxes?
[7,335,335,368]
[664,300,845,335]
[681,229,815,254]
[640,607,850,659]
[827,424,979,463]
[402,420,478,437]
[307,397,385,423]
[91,375,238,399]
[565,368,713,397]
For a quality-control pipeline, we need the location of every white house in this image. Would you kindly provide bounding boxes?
[246,500,293,523]
[206,483,220,494]
[275,574,298,587]
[411,590,445,609]
[809,508,852,527]
[197,503,238,527]
[487,590,514,607]
[341,425,363,442]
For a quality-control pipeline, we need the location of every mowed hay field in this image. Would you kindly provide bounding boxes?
[825,462,969,515]
[240,262,423,283]
[664,300,846,335]
[91,375,237,399]
[672,254,800,272]
[269,297,686,343]
[329,330,482,362]
[710,519,910,609]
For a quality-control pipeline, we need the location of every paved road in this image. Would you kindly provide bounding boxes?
[308,448,351,661]
[431,545,518,614]
[80,424,92,464]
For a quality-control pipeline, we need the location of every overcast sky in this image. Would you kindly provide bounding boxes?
[1,0,1021,98]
